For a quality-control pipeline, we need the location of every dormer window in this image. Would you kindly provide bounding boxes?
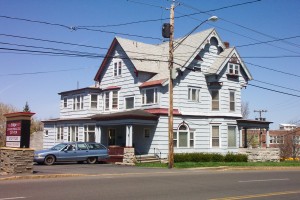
[73,95,83,110]
[113,61,122,76]
[141,87,158,105]
[228,63,239,75]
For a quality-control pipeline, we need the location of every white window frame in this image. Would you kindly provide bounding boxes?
[68,126,79,142]
[270,135,284,144]
[293,136,300,144]
[173,124,194,148]
[63,97,68,108]
[211,125,220,148]
[227,126,237,147]
[229,90,235,111]
[104,90,119,111]
[113,61,122,77]
[84,125,96,142]
[73,95,84,110]
[125,96,135,110]
[211,90,219,111]
[90,94,98,109]
[188,87,200,102]
[228,63,239,75]
[141,87,158,105]
[56,126,64,141]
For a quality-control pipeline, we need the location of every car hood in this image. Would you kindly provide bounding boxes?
[35,149,58,155]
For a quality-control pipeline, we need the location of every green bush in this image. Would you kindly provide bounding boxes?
[224,153,248,162]
[174,153,248,163]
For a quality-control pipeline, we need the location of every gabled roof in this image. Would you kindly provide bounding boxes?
[94,28,252,83]
[206,47,253,80]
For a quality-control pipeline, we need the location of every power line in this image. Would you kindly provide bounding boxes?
[236,36,300,48]
[176,4,300,55]
[248,84,300,98]
[0,33,105,50]
[245,62,300,78]
[0,67,90,77]
[253,80,300,93]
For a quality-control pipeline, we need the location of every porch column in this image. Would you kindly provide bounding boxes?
[266,128,270,148]
[244,128,248,148]
[126,125,133,147]
[97,126,102,143]
[239,127,243,148]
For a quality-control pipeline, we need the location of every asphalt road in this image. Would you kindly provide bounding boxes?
[1,165,300,200]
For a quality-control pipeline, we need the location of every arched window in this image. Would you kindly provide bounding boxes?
[173,123,194,148]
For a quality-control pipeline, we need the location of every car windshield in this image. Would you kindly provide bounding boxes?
[50,143,67,151]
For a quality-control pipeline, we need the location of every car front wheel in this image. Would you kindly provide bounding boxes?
[87,157,97,164]
[44,155,55,165]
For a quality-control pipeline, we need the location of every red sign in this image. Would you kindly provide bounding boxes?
[6,121,21,136]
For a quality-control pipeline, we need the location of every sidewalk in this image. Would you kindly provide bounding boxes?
[1,163,300,181]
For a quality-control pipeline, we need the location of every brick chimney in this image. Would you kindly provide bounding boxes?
[223,42,230,48]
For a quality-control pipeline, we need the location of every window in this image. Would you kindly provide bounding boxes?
[270,136,284,144]
[73,95,83,110]
[173,124,194,148]
[188,87,200,102]
[211,90,219,111]
[228,126,236,147]
[56,126,64,141]
[293,136,300,144]
[113,61,122,76]
[144,128,150,138]
[142,88,158,105]
[228,63,239,75]
[63,97,67,108]
[125,97,134,109]
[44,130,49,137]
[104,90,119,111]
[229,91,235,111]
[86,143,106,150]
[211,126,220,148]
[68,126,79,142]
[77,143,88,150]
[90,94,98,109]
[84,125,95,142]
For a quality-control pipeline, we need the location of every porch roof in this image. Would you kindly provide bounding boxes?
[237,119,273,129]
[90,109,159,121]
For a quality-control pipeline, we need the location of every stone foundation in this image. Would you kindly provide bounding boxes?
[116,147,136,166]
[239,148,280,162]
[0,147,34,175]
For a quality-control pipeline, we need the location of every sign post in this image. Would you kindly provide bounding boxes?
[4,112,35,148]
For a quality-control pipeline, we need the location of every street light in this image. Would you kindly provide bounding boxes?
[168,14,218,169]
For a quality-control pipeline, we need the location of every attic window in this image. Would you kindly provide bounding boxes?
[228,63,239,75]
[113,61,122,76]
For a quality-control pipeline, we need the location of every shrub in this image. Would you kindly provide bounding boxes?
[224,153,248,162]
[174,153,248,163]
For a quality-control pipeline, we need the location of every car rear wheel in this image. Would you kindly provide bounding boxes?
[87,157,97,164]
[44,155,55,165]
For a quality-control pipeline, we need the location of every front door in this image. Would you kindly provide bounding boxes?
[108,128,116,146]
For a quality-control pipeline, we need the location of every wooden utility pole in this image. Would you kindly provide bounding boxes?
[168,2,175,169]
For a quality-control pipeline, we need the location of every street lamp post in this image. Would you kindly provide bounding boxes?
[167,9,218,169]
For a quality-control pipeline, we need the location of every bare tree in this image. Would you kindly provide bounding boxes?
[279,130,300,160]
[0,102,19,146]
[241,101,250,119]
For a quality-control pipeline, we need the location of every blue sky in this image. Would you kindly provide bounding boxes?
[0,0,299,129]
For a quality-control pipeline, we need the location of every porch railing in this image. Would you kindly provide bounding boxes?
[154,148,161,163]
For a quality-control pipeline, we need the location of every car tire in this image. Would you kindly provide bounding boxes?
[44,155,55,165]
[87,157,97,164]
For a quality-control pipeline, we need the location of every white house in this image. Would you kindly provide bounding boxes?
[43,28,260,158]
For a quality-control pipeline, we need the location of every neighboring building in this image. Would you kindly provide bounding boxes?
[279,124,297,131]
[43,28,256,158]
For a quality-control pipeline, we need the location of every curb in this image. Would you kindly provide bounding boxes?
[0,174,87,181]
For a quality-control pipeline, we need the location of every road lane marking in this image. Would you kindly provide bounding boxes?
[238,178,289,183]
[0,197,27,200]
[209,190,300,200]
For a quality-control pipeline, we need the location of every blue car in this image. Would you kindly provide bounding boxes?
[34,142,109,165]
